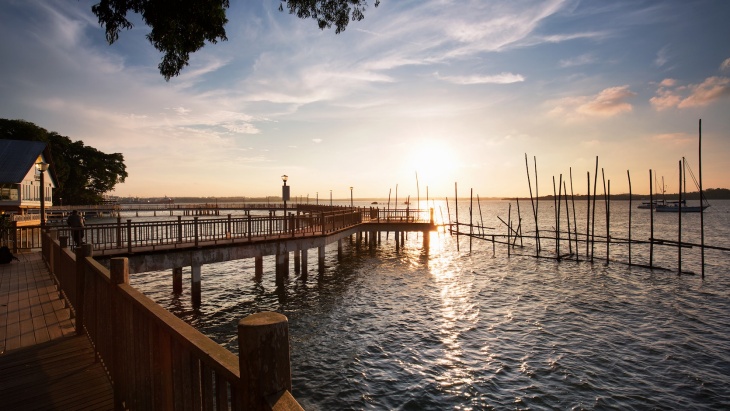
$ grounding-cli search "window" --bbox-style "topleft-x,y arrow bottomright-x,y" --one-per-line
0,184 -> 19,201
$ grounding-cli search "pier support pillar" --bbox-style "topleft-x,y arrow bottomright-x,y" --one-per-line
395,231 -> 400,250
337,239 -> 343,261
172,267 -> 183,294
318,246 -> 326,273
191,265 -> 202,308
254,255 -> 263,282
356,231 -> 362,250
276,250 -> 289,286
301,248 -> 308,278
401,231 -> 405,246
423,231 -> 430,255
294,247 -> 301,274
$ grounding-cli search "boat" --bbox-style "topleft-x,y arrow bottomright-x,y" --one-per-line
655,199 -> 709,213
371,201 -> 378,205
637,199 -> 665,209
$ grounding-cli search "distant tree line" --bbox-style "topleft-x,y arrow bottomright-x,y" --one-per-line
0,119 -> 128,205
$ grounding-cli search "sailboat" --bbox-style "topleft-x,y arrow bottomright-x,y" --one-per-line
655,157 -> 709,213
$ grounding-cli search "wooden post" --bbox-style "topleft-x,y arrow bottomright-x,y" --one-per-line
294,247 -> 301,274
191,264 -> 201,307
318,246 -> 325,273
238,312 -> 293,411
627,170 -> 632,266
127,219 -> 133,253
194,217 -> 199,247
255,255 -> 263,281
172,267 -> 183,294
301,248 -> 308,276
110,257 -> 129,411
699,119 -> 705,279
116,216 -> 122,247
75,244 -> 93,335
678,160 -> 682,275
649,170 -> 654,269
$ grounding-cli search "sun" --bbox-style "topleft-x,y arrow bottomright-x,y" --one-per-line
406,141 -> 457,192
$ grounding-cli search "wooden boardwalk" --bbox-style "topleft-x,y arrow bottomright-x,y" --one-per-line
0,251 -> 114,409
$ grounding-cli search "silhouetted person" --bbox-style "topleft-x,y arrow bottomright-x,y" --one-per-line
67,210 -> 85,247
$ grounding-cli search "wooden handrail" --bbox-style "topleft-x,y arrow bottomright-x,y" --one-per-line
43,233 -> 305,410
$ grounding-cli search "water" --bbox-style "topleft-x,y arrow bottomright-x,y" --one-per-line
124,200 -> 730,410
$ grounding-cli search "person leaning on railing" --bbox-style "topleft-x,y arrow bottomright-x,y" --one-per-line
67,210 -> 86,247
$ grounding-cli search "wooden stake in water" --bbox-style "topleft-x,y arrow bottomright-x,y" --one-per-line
455,182 -> 460,252
586,171 -> 590,261
650,169 -> 654,269
569,168 -> 578,262
627,170 -> 632,266
553,175 -> 559,259
525,154 -> 539,256
678,160 -> 682,275
591,157 -> 598,263
563,180 -> 572,258
469,188 -> 473,253
699,119 -> 705,279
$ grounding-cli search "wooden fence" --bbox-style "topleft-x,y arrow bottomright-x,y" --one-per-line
43,233 -> 305,410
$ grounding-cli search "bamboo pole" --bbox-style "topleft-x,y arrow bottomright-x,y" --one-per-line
516,197 -> 524,248
678,160 -> 682,275
650,170 -> 654,269
455,183 -> 459,252
508,203 -> 511,257
477,195 -> 485,238
569,168 -> 578,262
469,188 -> 473,253
699,119 -> 705,279
591,157 -> 598,263
586,171 -> 590,261
534,156 -> 540,253
553,176 -> 559,259
627,170 -> 632,266
525,154 -> 539,256
563,180 -> 572,258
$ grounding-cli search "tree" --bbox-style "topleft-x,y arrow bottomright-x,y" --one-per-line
91,0 -> 379,81
0,119 -> 128,205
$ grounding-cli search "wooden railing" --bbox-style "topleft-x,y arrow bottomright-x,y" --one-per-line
44,234 -> 304,411
10,207 -> 433,252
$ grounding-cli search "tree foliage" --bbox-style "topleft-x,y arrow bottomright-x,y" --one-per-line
0,119 -> 128,205
91,0 -> 379,80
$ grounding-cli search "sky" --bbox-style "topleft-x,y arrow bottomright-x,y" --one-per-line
1,0 -> 729,200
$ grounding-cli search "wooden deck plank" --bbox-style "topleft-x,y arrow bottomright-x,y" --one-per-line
0,252 -> 114,410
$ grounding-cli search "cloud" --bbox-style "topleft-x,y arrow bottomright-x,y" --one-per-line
721,58 -> 730,72
549,86 -> 635,119
655,45 -> 670,67
436,72 -> 525,85
312,139 -> 322,143
559,53 -> 596,68
651,76 -> 730,110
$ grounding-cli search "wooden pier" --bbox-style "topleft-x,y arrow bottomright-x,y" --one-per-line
0,205 -> 434,409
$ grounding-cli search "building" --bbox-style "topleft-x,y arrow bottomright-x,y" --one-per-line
0,139 -> 57,217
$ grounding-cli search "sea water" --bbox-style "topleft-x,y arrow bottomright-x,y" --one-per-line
125,200 -> 730,410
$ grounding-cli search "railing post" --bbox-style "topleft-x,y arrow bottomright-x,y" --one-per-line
126,220 -> 132,253
177,216 -> 183,243
238,312 -> 293,411
194,217 -> 199,247
110,257 -> 129,411
75,244 -> 93,336
247,215 -> 252,241
11,221 -> 18,254
116,216 -> 122,247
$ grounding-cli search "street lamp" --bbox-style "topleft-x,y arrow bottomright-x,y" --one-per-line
330,190 -> 332,206
350,186 -> 353,208
36,161 -> 49,228
281,175 -> 289,230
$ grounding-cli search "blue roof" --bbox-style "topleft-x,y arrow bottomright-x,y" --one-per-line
0,139 -> 48,183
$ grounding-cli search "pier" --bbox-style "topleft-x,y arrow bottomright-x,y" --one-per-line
0,205 -> 435,409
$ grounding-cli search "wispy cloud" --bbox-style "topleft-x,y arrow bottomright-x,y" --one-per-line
720,58 -> 730,72
548,86 -> 636,119
651,76 -> 730,110
436,72 -> 525,85
655,45 -> 670,67
559,53 -> 596,68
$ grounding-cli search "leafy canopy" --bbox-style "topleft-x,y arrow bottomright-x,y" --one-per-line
92,0 -> 380,81
0,119 -> 128,205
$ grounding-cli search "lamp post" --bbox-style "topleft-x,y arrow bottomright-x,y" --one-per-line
350,186 -> 353,208
36,162 -> 49,228
316,192 -> 318,205
281,175 -> 289,230
330,190 -> 332,206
